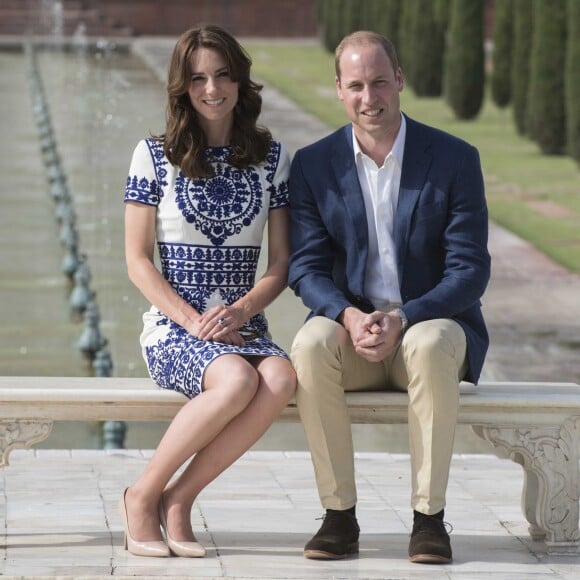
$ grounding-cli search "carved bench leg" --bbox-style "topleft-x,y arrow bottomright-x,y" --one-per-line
0,419 -> 54,468
472,418 -> 580,555
518,465 -> 546,541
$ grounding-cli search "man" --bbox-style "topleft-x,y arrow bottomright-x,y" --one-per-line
288,31 -> 490,564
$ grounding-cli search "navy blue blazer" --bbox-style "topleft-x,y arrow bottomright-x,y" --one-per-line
288,115 -> 491,384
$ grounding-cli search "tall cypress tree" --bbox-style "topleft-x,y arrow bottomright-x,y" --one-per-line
410,0 -> 445,96
316,0 -> 327,25
317,0 -> 335,52
434,0 -> 452,76
335,0 -> 350,46
398,0 -> 416,82
322,0 -> 347,52
342,0 -> 363,36
434,0 -> 452,31
358,0 -> 377,30
375,0 -> 401,49
528,0 -> 567,154
566,0 -> 580,164
491,0 -> 513,108
443,0 -> 486,120
511,0 -> 534,135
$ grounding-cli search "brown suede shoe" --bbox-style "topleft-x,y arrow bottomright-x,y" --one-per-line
408,512 -> 452,564
304,510 -> 360,560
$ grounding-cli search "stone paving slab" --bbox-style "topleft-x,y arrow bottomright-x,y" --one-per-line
1,450 -> 579,579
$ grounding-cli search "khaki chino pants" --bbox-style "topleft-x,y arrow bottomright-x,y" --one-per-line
291,316 -> 467,515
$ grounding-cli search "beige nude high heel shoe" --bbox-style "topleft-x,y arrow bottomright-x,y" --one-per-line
118,488 -> 170,557
159,497 -> 206,557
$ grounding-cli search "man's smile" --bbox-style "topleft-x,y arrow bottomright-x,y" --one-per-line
361,108 -> 383,117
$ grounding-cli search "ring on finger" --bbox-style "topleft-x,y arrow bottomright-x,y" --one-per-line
217,317 -> 228,327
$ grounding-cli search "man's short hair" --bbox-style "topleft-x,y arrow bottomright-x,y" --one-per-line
335,31 -> 400,78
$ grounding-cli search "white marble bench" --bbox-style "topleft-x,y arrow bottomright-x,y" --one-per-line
1,376 -> 579,555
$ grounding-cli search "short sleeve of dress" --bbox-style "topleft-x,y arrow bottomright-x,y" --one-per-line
268,141 -> 290,210
124,139 -> 162,207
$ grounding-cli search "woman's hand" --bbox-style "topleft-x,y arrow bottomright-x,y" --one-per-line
194,305 -> 246,345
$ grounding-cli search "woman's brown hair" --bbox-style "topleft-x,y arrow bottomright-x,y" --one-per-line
162,24 -> 272,179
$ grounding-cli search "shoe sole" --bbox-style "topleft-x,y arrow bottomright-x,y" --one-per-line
304,542 -> 359,560
409,553 -> 452,564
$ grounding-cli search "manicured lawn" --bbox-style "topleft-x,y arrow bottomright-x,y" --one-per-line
246,41 -> 580,273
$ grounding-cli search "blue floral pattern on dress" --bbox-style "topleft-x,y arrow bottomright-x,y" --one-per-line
144,319 -> 282,398
160,244 -> 257,299
124,139 -> 168,206
125,174 -> 160,205
175,152 -> 262,245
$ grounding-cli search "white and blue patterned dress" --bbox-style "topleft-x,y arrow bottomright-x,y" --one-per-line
124,138 -> 291,398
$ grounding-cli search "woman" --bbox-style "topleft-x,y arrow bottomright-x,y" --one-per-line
120,24 -> 296,558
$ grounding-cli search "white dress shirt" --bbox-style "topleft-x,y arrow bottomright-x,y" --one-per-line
353,114 -> 406,308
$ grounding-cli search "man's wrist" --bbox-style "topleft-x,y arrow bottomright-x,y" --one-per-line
339,306 -> 357,330
394,307 -> 409,335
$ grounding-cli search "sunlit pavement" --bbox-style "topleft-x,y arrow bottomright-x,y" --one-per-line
2,449 -> 579,579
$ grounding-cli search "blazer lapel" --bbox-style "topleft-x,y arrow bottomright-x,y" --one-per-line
331,127 -> 369,256
395,116 -> 432,281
